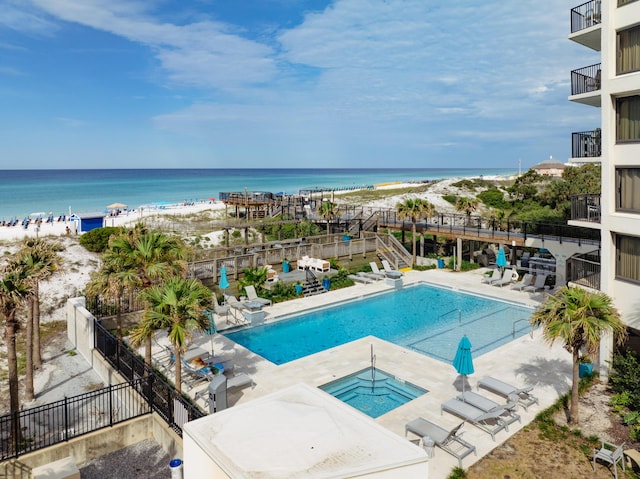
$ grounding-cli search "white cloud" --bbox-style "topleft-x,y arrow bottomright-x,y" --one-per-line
0,66 -> 27,76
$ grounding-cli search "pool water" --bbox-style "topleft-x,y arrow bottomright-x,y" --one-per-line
226,283 -> 533,365
320,368 -> 428,418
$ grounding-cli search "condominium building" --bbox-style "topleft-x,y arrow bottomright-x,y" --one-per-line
568,0 -> 640,354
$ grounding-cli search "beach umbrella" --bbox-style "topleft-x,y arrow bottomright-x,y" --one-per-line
204,309 -> 217,356
496,246 -> 507,270
453,335 -> 474,393
106,202 -> 127,209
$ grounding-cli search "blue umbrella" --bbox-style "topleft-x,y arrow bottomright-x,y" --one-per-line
453,335 -> 474,392
219,265 -> 230,291
496,247 -> 507,269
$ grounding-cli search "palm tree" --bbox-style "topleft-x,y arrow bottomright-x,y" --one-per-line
530,286 -> 627,424
133,277 -> 211,393
0,262 -> 30,444
16,239 -> 61,370
455,197 -> 479,226
108,227 -> 188,365
317,201 -> 338,235
396,198 -> 433,266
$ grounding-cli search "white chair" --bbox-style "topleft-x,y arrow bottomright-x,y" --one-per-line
593,440 -> 625,479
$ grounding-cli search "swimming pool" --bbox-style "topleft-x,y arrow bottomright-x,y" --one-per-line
226,283 -> 534,365
319,368 -> 428,418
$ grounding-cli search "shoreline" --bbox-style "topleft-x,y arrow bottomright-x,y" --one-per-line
0,174 -> 515,243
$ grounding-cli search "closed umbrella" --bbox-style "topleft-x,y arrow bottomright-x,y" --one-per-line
204,309 -> 217,356
496,247 -> 507,270
453,335 -> 474,393
219,264 -> 230,295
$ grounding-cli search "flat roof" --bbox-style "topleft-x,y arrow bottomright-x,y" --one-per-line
183,383 -> 428,478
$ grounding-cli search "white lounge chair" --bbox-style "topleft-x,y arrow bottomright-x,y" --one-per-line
511,273 -> 534,291
244,285 -> 272,307
523,274 -> 548,293
381,259 -> 403,277
492,268 -> 519,287
405,418 -> 476,467
441,398 -> 509,441
366,264 -> 386,280
348,274 -> 373,284
481,269 -> 500,284
477,376 -> 539,411
456,391 -> 521,428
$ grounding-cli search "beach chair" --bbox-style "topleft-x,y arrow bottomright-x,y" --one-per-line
405,418 -> 476,467
244,285 -> 272,307
181,358 -> 214,390
477,376 -> 539,411
359,271 -> 383,281
523,274 -> 548,293
481,269 -> 500,284
224,295 -> 250,324
227,373 -> 254,390
348,274 -> 373,284
510,273 -> 534,291
441,398 -> 509,440
456,391 -> 521,428
213,296 -> 230,322
381,259 -> 403,277
366,263 -> 386,280
492,268 -> 519,287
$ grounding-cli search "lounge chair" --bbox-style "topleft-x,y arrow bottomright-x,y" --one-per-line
212,296 -> 230,322
405,418 -> 476,467
481,269 -> 500,284
456,391 -> 521,428
181,358 -> 214,390
523,274 -> 548,293
348,274 -> 373,284
441,398 -> 509,440
366,264 -> 386,280
477,376 -> 539,411
224,295 -> 250,325
227,372 -> 254,390
510,273 -> 534,291
488,269 -> 507,285
381,260 -> 403,277
244,285 -> 272,307
492,268 -> 519,287
593,440 -> 625,479
359,271 -> 383,281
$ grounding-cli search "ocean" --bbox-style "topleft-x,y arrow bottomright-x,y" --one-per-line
0,168 -> 517,219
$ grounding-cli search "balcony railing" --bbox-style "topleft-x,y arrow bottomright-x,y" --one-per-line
571,63 -> 601,96
570,194 -> 601,223
571,1 -> 602,33
572,129 -> 601,158
567,249 -> 600,290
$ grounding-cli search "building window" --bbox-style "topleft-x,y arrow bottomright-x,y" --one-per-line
617,96 -> 640,142
619,0 -> 639,6
618,26 -> 640,74
617,168 -> 640,212
617,235 -> 640,283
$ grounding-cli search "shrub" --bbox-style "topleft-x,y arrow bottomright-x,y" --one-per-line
609,350 -> 640,410
79,227 -> 122,252
442,194 -> 458,204
447,467 -> 467,479
477,188 -> 509,209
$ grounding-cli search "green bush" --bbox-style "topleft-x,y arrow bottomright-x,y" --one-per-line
442,194 -> 458,204
477,188 -> 509,209
446,467 -> 467,479
609,350 -> 640,410
79,227 -> 122,252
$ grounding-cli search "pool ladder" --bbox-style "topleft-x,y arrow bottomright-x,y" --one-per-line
439,308 -> 462,324
512,318 -> 535,338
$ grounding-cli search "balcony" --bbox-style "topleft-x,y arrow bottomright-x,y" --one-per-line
567,249 -> 600,291
570,194 -> 601,223
570,129 -> 601,162
570,1 -> 602,51
570,63 -> 601,107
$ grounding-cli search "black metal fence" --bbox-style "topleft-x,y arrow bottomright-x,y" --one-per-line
0,379 -> 151,461
571,63 -> 601,96
567,249 -> 601,290
570,194 -> 601,223
570,0 -> 601,33
94,320 -> 205,435
572,129 -> 601,159
86,292 -> 146,318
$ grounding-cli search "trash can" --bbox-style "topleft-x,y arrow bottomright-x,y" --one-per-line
169,459 -> 183,479
295,284 -> 303,295
342,234 -> 351,241
579,362 -> 593,378
322,278 -> 331,291
437,258 -> 445,269
282,260 -> 290,273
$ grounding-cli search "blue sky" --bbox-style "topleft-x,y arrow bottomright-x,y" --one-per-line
0,1 -> 598,169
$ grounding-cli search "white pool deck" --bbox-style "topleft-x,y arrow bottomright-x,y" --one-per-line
172,268 -> 571,478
